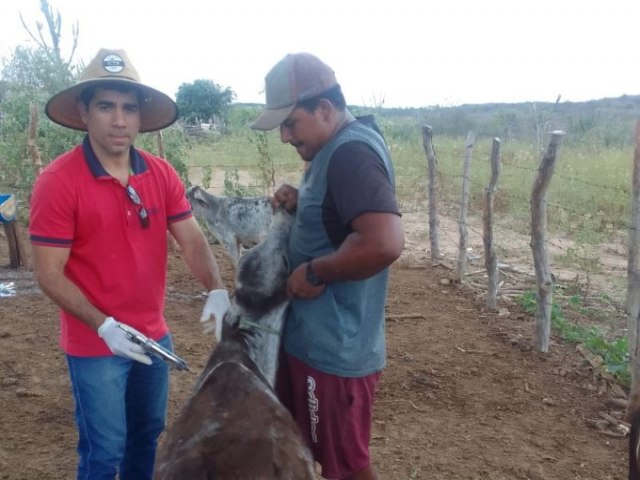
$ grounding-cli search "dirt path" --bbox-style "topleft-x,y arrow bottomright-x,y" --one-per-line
0,240 -> 628,479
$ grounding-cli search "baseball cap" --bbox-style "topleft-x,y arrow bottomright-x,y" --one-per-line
250,52 -> 338,131
45,48 -> 178,133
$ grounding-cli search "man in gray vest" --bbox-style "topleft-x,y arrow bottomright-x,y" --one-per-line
251,52 -> 404,480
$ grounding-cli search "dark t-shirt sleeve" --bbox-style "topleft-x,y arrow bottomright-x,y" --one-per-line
324,141 -> 400,247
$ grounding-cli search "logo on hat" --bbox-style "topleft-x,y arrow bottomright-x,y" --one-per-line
102,54 -> 125,73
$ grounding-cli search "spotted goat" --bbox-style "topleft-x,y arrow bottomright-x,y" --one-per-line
186,186 -> 274,269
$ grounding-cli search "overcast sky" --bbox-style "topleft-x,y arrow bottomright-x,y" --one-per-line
0,0 -> 638,108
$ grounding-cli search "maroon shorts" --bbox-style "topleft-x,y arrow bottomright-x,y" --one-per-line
276,352 -> 381,480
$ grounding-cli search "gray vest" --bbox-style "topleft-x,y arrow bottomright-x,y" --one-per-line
284,120 -> 395,376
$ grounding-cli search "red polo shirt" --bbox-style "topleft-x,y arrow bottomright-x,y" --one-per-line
29,136 -> 192,356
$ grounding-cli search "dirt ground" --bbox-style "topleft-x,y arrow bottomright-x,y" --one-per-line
0,217 -> 630,480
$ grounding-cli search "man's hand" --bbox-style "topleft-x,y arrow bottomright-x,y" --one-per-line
271,184 -> 298,213
98,317 -> 152,365
287,262 -> 326,299
200,289 -> 231,341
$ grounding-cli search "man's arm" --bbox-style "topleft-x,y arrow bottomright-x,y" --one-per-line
168,216 -> 225,292
32,244 -> 155,364
170,216 -> 229,339
32,244 -> 107,331
286,212 -> 404,298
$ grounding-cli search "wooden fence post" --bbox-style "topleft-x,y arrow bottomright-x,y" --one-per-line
154,130 -> 179,252
421,125 -> 440,263
530,130 -> 565,352
156,131 -> 165,159
456,131 -> 475,281
3,222 -> 20,268
28,104 -> 44,178
483,138 -> 502,310
4,221 -> 30,269
627,120 -> 640,419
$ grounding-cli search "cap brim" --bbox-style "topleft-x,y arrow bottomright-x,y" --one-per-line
250,104 -> 296,131
45,79 -> 178,133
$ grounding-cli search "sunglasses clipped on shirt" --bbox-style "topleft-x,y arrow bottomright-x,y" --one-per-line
125,184 -> 150,229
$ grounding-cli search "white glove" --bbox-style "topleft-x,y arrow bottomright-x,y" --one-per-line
200,289 -> 231,342
98,317 -> 152,365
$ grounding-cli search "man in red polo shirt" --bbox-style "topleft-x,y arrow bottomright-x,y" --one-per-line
29,48 -> 230,480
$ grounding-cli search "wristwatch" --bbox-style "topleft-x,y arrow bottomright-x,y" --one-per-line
305,260 -> 325,286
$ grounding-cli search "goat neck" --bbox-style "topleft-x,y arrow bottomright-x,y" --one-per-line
218,303 -> 288,388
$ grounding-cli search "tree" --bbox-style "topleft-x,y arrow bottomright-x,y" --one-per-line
175,79 -> 235,126
2,45 -> 74,96
2,0 -> 79,96
0,1 -> 82,190
20,0 -> 79,65
13,0 -> 80,92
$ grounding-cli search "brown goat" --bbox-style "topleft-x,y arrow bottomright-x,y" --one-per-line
154,209 -> 315,479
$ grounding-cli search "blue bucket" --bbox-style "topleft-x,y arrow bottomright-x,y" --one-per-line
0,194 -> 17,223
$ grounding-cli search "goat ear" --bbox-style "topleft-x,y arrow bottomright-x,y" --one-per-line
194,187 -> 205,201
220,309 -> 240,339
216,306 -> 236,342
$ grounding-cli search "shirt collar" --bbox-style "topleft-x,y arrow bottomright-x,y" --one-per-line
82,135 -> 149,179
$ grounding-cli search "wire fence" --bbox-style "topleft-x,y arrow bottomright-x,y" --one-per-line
179,129 -> 632,314
420,134 -> 630,317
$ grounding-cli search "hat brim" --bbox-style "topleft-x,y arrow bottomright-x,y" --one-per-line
45,78 -> 178,133
250,104 -> 296,131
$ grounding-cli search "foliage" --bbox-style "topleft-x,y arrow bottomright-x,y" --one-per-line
175,79 -> 235,126
0,60 -> 81,191
136,127 -> 192,187
198,165 -> 213,190
19,0 -> 80,71
361,94 -> 640,150
248,131 -> 275,194
516,290 -> 630,385
584,335 -> 629,384
0,0 -> 82,194
2,45 -> 75,95
223,169 -> 256,197
226,104 -> 261,131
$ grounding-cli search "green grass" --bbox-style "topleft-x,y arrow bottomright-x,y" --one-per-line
517,290 -> 630,386
384,132 -> 632,236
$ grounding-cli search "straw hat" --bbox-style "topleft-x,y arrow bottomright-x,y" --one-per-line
45,48 -> 178,133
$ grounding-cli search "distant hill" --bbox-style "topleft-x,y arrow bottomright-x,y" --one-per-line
232,95 -> 640,147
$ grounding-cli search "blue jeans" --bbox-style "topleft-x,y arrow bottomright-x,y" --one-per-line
66,335 -> 172,480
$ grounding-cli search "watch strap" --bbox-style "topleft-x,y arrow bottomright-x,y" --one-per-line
306,260 -> 325,286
